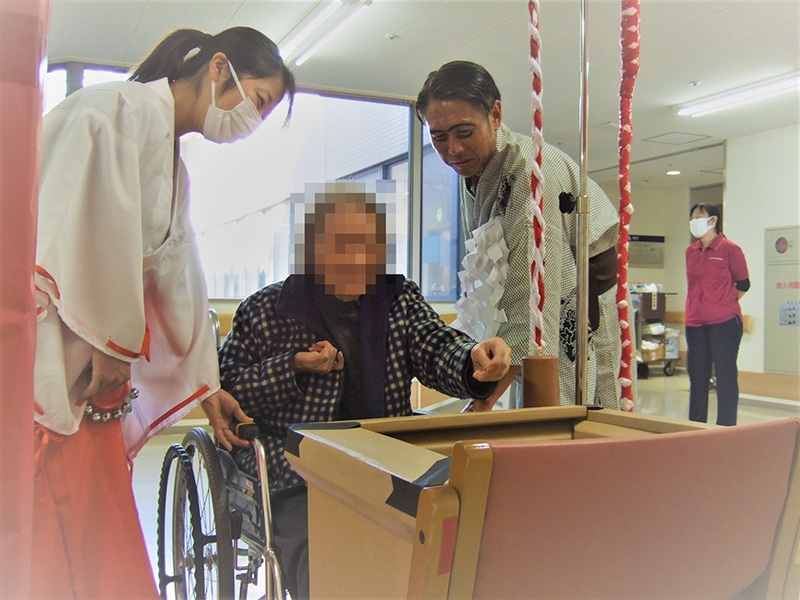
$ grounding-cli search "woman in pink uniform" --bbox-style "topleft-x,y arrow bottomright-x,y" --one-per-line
32,27 -> 294,599
685,203 -> 749,426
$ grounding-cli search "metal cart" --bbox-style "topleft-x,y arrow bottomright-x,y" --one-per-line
633,291 -> 678,378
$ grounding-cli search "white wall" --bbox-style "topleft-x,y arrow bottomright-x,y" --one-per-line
725,124 -> 800,373
599,183 -> 690,314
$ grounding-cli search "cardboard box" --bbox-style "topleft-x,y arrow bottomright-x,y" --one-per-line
641,344 -> 666,363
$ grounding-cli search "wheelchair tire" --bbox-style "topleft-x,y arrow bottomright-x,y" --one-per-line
181,427 -> 236,600
158,442 -> 205,599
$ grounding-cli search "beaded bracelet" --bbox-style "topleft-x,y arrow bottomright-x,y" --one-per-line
84,388 -> 138,423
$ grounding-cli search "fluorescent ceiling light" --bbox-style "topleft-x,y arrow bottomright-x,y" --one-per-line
677,72 -> 800,117
666,170 -> 681,176
295,1 -> 371,66
279,0 -> 342,58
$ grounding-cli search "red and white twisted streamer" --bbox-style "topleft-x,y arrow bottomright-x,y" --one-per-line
529,0 -> 546,352
616,0 -> 640,411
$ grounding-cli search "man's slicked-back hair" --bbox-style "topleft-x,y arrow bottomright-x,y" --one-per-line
415,61 -> 501,123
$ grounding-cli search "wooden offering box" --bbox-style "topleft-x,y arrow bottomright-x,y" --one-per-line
285,407 -> 800,600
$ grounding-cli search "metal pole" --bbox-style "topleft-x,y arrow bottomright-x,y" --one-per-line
253,439 -> 283,600
575,0 -> 590,406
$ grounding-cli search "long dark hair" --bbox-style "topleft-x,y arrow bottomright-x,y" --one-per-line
690,202 -> 722,233
129,27 -> 295,120
415,61 -> 501,122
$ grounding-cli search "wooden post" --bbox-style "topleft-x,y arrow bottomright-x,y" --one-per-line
521,355 -> 560,407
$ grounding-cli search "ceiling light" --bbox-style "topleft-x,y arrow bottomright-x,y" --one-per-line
279,0 -> 372,66
294,1 -> 371,66
677,72 -> 800,117
279,0 -> 343,58
666,170 -> 681,176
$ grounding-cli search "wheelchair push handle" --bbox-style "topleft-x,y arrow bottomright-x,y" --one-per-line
234,422 -> 260,441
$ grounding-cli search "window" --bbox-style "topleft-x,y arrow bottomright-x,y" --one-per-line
420,130 -> 462,301
81,67 -> 129,87
184,91 -> 412,298
43,64 -> 129,115
43,68 -> 66,114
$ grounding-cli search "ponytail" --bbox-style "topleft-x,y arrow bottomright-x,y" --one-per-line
130,27 -> 295,121
129,29 -> 211,85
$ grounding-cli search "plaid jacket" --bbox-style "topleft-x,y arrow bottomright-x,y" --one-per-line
219,275 -> 495,492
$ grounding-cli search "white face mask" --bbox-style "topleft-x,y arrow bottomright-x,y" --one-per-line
202,61 -> 263,144
689,216 -> 714,238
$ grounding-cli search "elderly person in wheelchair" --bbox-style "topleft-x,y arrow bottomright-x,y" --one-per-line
217,182 -> 511,599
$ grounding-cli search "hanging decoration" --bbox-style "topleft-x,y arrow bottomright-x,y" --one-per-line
616,0 -> 640,412
529,0 -> 546,352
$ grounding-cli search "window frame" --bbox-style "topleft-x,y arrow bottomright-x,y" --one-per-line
48,60 -> 129,97
44,66 -> 468,303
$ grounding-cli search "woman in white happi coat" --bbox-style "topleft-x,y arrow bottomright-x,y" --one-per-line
32,27 -> 294,599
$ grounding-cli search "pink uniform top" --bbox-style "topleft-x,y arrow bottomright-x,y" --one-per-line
685,233 -> 749,327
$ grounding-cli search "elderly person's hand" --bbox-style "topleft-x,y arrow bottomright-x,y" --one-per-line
201,389 -> 253,451
470,337 -> 511,382
293,340 -> 345,375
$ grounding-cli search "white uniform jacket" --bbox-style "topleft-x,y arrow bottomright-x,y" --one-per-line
34,78 -> 219,457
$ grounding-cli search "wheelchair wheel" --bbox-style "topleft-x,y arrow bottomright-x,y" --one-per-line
157,442 -> 203,599
179,427 -> 236,599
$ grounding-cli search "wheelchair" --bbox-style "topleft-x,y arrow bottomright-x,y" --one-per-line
156,422 -> 282,600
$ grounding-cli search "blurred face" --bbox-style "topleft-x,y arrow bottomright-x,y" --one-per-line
422,99 -> 502,178
215,73 -> 285,120
314,203 -> 385,297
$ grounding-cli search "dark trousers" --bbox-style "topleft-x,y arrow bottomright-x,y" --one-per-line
685,316 -> 743,426
271,486 -> 309,600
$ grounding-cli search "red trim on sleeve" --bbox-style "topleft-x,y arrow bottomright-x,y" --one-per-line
149,384 -> 211,430
106,339 -> 141,359
141,325 -> 151,362
33,402 -> 44,415
106,325 -> 150,361
34,265 -> 60,299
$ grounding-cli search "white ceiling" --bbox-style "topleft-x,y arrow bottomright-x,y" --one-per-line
48,0 -> 800,190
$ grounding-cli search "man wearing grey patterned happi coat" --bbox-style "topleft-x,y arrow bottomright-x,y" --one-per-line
416,60 -> 638,410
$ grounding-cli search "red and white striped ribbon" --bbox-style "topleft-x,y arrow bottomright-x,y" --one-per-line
616,0 -> 640,411
529,0 -> 546,352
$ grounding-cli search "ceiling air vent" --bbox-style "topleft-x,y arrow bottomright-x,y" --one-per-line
643,132 -> 712,145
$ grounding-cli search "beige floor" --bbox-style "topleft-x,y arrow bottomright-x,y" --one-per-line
132,369 -> 800,594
